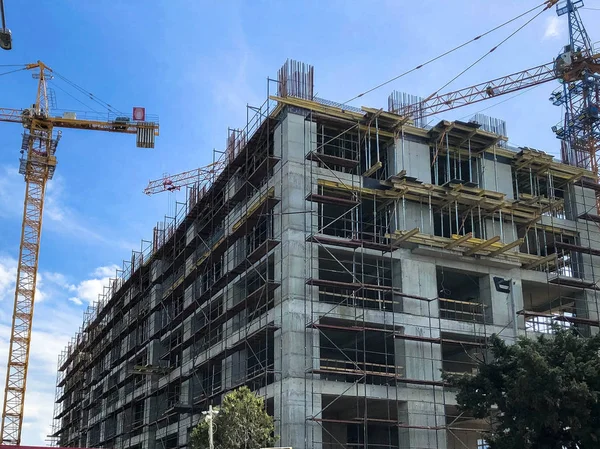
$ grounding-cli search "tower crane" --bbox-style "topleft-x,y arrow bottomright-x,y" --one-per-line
147,0 -> 598,200
0,61 -> 159,446
550,0 -> 600,175
399,0 -> 600,181
143,161 -> 224,196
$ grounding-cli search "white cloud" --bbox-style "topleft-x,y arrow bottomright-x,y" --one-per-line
0,261 -> 120,445
93,264 -> 119,278
67,264 -> 119,305
543,16 -> 564,41
0,303 -> 83,445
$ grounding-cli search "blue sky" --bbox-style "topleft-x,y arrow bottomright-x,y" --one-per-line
0,0 -> 599,445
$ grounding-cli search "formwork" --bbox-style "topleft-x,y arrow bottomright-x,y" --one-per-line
51,60 -> 600,449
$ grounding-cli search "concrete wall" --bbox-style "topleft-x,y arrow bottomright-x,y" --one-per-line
393,135 -> 431,183
480,156 -> 514,199
394,200 -> 435,235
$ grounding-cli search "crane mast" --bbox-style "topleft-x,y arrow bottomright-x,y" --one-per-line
1,62 -> 56,446
550,0 -> 600,177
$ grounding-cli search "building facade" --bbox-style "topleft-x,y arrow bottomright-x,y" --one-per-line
52,61 -> 600,449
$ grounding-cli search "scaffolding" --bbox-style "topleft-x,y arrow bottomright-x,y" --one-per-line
52,74 -> 284,449
286,81 -> 600,448
52,60 -> 600,449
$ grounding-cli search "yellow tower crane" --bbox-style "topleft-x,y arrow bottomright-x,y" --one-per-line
0,61 -> 159,445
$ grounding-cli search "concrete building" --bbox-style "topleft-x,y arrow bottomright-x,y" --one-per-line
52,60 -> 600,449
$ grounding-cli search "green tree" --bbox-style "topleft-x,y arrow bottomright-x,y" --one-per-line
190,386 -> 276,449
444,329 -> 600,449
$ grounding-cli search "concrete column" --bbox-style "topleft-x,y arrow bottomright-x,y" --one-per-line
480,274 -> 522,335
480,156 -> 514,198
151,260 -> 164,283
272,110 -> 321,449
277,110 -> 315,163
398,401 -> 447,449
396,257 -> 446,449
143,397 -> 157,449
149,283 -> 163,310
394,200 -> 434,235
484,217 -> 518,244
397,257 -> 442,383
399,256 -> 438,316
274,377 -> 322,449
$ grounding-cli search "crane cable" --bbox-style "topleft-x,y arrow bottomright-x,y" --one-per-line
456,84 -> 542,121
51,69 -> 125,115
344,0 -> 554,104
0,67 -> 26,77
48,80 -> 102,114
428,2 -> 554,101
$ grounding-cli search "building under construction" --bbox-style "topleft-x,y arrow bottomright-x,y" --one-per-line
52,60 -> 600,449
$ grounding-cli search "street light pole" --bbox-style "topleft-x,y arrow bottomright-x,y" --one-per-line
203,405 -> 219,449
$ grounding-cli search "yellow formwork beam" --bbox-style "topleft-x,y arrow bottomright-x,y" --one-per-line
363,161 -> 383,177
463,236 -> 502,256
317,178 -> 556,223
488,238 -> 524,257
524,253 -> 557,270
445,233 -> 473,250
391,228 -> 420,245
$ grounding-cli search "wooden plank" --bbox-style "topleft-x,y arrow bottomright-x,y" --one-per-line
463,236 -> 501,256
445,233 -> 472,250
524,253 -> 556,270
363,161 -> 383,177
391,228 -> 420,245
306,193 -> 359,207
307,151 -> 359,169
269,95 -> 397,138
487,238 -> 524,257
439,297 -> 485,307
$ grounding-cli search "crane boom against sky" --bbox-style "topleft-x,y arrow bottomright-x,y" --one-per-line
144,161 -> 224,196
0,61 -> 159,446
